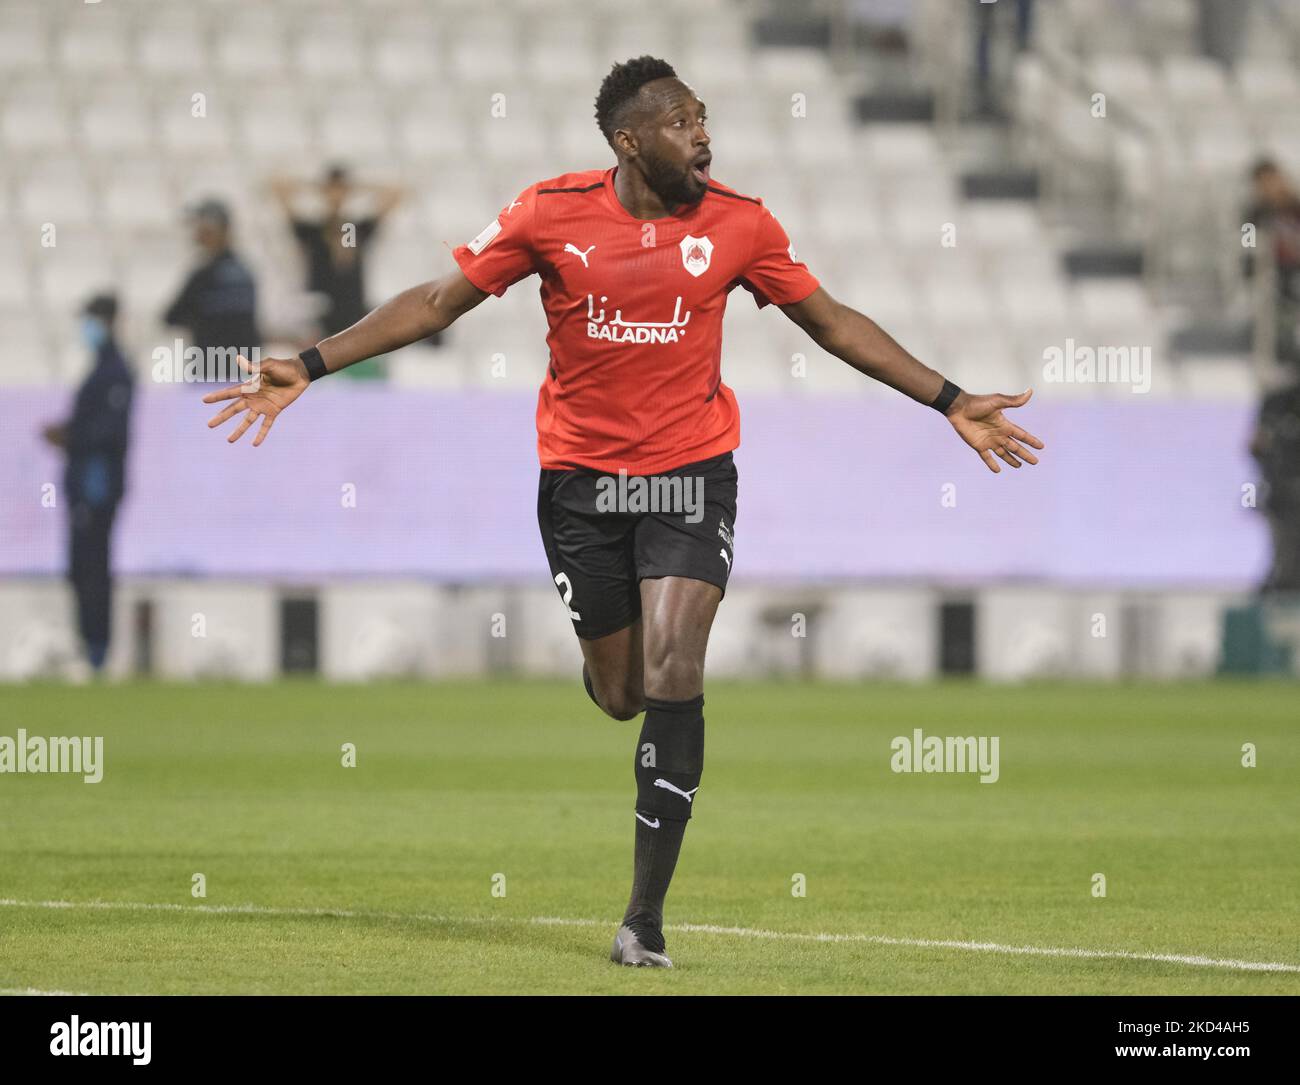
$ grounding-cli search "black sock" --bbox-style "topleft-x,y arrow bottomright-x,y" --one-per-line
622,694 -> 704,951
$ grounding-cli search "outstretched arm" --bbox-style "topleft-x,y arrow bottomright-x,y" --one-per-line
367,182 -> 406,219
267,176 -> 303,216
202,267 -> 488,446
315,268 -> 486,371
780,286 -> 1044,473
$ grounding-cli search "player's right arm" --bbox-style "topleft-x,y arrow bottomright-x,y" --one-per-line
204,181 -> 540,447
316,268 -> 489,370
202,268 -> 488,446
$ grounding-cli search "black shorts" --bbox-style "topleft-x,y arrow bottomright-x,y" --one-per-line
537,451 -> 738,640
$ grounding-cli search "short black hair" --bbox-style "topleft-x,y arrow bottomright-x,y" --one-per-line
82,293 -> 118,324
1252,156 -> 1280,180
594,56 -> 678,146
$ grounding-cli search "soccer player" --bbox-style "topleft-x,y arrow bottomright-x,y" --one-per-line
203,56 -> 1044,968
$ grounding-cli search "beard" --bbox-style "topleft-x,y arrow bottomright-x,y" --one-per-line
641,150 -> 706,209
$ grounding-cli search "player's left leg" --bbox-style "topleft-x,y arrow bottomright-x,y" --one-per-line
611,451 -> 737,967
610,575 -> 720,966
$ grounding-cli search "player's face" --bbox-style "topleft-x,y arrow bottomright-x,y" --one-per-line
1256,168 -> 1290,208
193,219 -> 225,251
637,81 -> 711,207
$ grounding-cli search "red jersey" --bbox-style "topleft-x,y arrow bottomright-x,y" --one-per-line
451,166 -> 820,474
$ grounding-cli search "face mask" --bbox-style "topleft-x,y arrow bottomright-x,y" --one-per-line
81,316 -> 108,351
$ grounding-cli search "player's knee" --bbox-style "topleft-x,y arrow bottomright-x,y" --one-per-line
599,682 -> 645,720
644,652 -> 704,701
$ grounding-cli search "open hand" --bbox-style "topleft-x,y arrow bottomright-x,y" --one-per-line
202,355 -> 309,446
946,388 -> 1044,473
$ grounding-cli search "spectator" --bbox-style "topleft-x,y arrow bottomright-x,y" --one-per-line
41,294 -> 134,675
1197,0 -> 1251,69
163,198 -> 261,382
270,166 -> 405,339
1243,158 -> 1300,365
973,0 -> 1034,119
1249,379 -> 1300,595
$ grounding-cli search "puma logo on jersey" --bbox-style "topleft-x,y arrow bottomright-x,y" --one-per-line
653,779 -> 699,803
564,243 -> 595,267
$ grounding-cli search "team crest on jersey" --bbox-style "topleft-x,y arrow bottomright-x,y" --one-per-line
679,234 -> 713,277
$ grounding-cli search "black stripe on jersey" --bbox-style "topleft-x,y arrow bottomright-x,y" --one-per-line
706,186 -> 760,204
538,182 -> 604,195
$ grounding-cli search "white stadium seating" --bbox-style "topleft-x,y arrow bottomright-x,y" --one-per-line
0,0 -> 1270,400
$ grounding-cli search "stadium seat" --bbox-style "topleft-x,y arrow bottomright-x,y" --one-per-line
1188,124 -> 1259,179
604,19 -> 679,63
386,344 -> 472,389
77,91 -> 155,155
102,165 -> 177,232
1091,55 -> 1160,104
35,228 -> 116,311
448,18 -> 521,85
0,312 -> 56,385
1161,56 -> 1232,112
293,29 -> 366,82
371,29 -> 445,88
963,202 -> 1048,254
995,270 -> 1073,328
0,251 -> 33,312
2,94 -> 73,154
936,324 -> 1025,394
17,159 -> 97,228
860,125 -> 946,177
0,18 -> 49,76
215,24 -> 285,77
1233,60 -> 1300,110
809,199 -> 887,248
137,24 -> 210,77
57,24 -> 133,76
318,100 -> 395,161
238,101 -> 317,158
120,234 -> 193,314
158,103 -> 234,157
1176,356 -> 1258,401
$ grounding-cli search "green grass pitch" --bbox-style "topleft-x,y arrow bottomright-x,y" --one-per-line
1,679 -> 1296,995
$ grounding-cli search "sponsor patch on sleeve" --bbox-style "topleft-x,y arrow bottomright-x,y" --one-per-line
467,219 -> 502,255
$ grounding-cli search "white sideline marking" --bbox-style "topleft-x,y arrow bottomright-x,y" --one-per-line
2,898 -> 1297,975
0,987 -> 90,996
539,918 -> 1300,974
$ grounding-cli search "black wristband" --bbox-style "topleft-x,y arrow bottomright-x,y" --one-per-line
930,378 -> 961,414
299,346 -> 328,381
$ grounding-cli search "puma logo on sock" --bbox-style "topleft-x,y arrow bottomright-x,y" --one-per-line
653,779 -> 699,803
